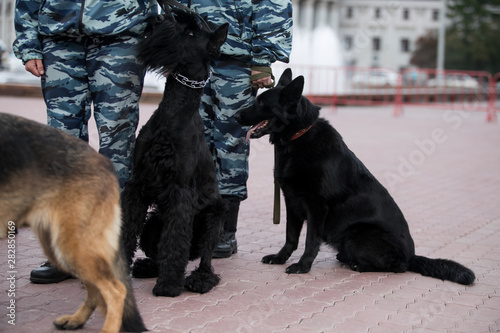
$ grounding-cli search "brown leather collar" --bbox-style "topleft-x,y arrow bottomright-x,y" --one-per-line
290,125 -> 312,141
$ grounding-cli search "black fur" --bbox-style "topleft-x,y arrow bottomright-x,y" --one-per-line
235,68 -> 475,285
121,10 -> 229,297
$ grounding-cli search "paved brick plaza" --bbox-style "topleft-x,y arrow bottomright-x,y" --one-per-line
0,96 -> 499,332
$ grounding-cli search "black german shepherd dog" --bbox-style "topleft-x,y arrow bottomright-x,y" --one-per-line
121,9 -> 229,297
236,69 -> 475,285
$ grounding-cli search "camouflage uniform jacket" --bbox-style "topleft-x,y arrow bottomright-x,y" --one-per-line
13,0 -> 157,64
182,0 -> 293,66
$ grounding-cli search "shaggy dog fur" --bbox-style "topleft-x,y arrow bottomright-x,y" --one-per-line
235,69 -> 475,285
0,113 -> 146,332
121,9 -> 229,297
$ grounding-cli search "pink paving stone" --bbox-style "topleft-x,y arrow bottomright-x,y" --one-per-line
451,292 -> 488,307
1,98 -> 500,332
405,300 -> 447,319
369,322 -> 414,333
263,308 -> 311,328
354,306 -> 395,324
419,315 -> 460,331
165,312 -> 214,331
194,300 -> 244,319
284,298 -> 332,316
274,326 -> 317,333
469,305 -> 500,323
450,319 -> 496,333
153,297 -> 214,315
190,316 -> 241,333
385,309 -> 428,328
439,302 -> 476,319
291,313 -> 340,331
329,317 -> 376,332
309,288 -> 347,304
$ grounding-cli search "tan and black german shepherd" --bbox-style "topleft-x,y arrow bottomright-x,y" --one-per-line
0,113 -> 146,333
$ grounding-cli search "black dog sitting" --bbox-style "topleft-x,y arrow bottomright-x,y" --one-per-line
121,9 -> 229,297
236,69 -> 475,285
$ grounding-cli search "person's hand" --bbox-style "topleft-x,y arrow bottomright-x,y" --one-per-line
251,70 -> 273,89
25,59 -> 44,77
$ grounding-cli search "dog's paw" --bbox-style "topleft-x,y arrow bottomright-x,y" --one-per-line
185,269 -> 220,294
53,315 -> 85,330
132,258 -> 159,278
152,282 -> 182,297
285,263 -> 311,274
336,251 -> 348,263
262,254 -> 287,265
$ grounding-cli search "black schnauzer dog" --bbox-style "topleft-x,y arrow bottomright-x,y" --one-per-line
121,9 -> 229,297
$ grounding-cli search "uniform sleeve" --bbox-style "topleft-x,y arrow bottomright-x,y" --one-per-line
13,0 -> 43,64
251,0 -> 293,67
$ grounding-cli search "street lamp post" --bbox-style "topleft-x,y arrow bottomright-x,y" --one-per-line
437,0 -> 447,71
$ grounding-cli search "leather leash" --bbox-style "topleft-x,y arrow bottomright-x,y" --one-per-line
273,146 -> 280,224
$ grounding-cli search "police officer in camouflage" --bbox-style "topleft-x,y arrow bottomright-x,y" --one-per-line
179,0 -> 293,257
13,0 -> 157,283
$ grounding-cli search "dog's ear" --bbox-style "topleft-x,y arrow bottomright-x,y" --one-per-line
209,23 -> 229,55
137,14 -> 181,73
277,68 -> 293,87
279,76 -> 304,106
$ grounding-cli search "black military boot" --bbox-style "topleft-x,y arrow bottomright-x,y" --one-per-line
213,196 -> 240,258
30,261 -> 73,284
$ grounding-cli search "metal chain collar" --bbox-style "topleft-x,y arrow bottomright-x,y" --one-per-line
172,71 -> 210,89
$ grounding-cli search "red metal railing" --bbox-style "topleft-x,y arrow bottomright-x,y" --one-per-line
272,64 -> 499,122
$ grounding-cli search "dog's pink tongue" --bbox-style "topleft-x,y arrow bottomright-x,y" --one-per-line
246,121 -> 265,143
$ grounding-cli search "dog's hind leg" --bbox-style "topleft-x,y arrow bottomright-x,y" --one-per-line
121,180 -> 150,265
51,239 -> 127,333
337,223 -> 409,273
93,277 -> 127,333
55,239 -> 127,332
185,199 -> 224,293
53,282 -> 100,330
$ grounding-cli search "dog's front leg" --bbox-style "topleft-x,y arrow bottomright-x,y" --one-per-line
153,189 -> 193,297
262,196 -> 304,265
286,202 -> 328,274
184,199 -> 224,294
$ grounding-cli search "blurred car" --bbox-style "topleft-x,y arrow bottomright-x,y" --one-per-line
427,74 -> 479,89
351,69 -> 399,88
402,68 -> 429,87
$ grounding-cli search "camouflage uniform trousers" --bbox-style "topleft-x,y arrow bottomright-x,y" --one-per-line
41,34 -> 144,189
200,59 -> 255,201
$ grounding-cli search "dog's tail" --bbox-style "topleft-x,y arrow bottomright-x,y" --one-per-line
409,255 -> 475,285
115,245 -> 148,332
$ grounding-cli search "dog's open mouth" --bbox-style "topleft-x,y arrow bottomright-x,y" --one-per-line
245,120 -> 270,142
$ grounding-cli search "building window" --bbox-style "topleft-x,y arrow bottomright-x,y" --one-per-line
432,9 -> 440,21
346,6 -> 353,19
374,8 -> 381,19
401,39 -> 410,53
344,36 -> 353,51
403,8 -> 410,20
372,37 -> 381,51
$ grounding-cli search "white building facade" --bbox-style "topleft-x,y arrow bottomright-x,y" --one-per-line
0,0 -> 15,52
291,0 -> 445,71
0,0 -> 444,71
